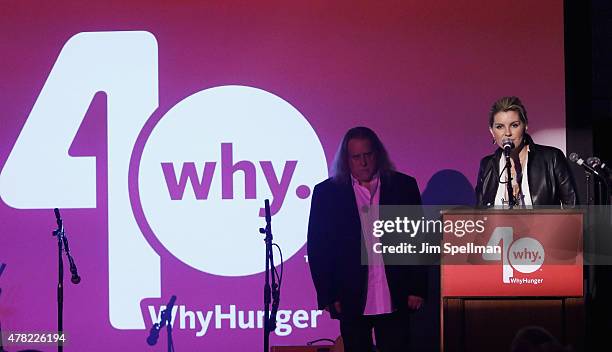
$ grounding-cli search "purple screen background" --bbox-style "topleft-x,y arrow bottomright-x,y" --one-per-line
0,1 -> 565,350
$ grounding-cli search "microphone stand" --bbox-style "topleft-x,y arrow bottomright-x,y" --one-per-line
52,209 -> 80,352
504,154 -> 516,208
146,295 -> 176,352
54,213 -> 66,352
259,199 -> 280,352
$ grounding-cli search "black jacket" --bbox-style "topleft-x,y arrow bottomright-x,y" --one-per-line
475,137 -> 578,207
307,171 -> 428,319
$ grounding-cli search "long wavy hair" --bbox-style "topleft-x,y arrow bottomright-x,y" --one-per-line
331,126 -> 395,183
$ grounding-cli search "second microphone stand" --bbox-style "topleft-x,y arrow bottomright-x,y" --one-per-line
259,199 -> 281,352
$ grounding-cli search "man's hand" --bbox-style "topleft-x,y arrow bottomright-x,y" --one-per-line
324,301 -> 342,314
407,295 -> 424,310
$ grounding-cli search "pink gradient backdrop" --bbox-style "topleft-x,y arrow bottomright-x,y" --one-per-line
0,1 -> 565,351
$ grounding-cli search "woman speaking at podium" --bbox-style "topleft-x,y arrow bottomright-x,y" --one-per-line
475,96 -> 578,207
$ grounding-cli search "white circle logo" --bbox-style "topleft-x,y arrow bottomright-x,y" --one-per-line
138,85 -> 327,276
508,237 -> 545,274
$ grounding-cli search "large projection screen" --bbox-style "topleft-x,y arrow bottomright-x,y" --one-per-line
0,1 -> 565,351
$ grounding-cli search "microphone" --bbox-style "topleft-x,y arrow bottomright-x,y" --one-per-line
587,156 -> 612,174
62,239 -> 81,284
147,295 -> 177,346
569,153 -> 602,177
146,323 -> 160,346
70,264 -> 81,284
502,138 -> 514,157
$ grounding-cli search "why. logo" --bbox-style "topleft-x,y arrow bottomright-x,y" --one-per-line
0,31 -> 327,328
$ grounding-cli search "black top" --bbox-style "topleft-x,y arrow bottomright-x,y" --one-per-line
475,136 -> 578,207
307,171 -> 428,318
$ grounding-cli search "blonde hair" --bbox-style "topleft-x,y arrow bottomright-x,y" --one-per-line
489,96 -> 528,127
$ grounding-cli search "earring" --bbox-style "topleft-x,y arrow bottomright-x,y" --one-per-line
492,138 -> 496,144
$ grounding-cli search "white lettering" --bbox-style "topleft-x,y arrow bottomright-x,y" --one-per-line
215,304 -> 236,329
148,305 -> 324,337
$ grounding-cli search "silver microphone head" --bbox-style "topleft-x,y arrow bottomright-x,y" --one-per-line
501,138 -> 514,156
501,138 -> 514,148
586,156 -> 602,168
568,152 -> 580,163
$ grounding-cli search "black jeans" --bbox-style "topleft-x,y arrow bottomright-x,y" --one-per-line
339,312 -> 410,352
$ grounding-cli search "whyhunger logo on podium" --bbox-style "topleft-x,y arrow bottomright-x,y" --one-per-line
441,210 -> 583,297
0,31 -> 327,329
482,227 -> 545,284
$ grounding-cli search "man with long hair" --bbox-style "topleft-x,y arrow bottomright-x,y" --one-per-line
307,127 -> 427,351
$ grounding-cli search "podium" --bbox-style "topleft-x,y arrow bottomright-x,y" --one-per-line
440,209 -> 584,352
